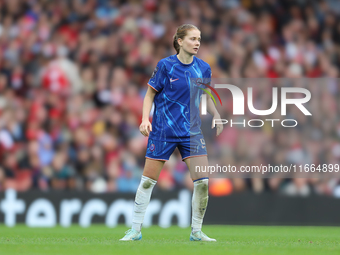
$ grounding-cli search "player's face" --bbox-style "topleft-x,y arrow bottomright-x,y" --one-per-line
179,29 -> 201,55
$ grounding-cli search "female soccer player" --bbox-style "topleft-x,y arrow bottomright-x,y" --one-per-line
120,24 -> 222,241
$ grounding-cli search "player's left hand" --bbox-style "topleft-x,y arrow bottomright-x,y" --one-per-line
212,114 -> 223,136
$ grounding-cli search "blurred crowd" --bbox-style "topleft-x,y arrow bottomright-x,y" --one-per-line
0,0 -> 340,196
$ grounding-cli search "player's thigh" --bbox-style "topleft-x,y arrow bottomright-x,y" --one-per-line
142,158 -> 165,181
183,156 -> 209,181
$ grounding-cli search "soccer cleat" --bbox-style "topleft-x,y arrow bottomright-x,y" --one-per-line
190,231 -> 216,242
119,229 -> 142,241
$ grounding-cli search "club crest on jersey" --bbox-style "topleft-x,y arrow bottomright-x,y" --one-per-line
151,66 -> 159,78
150,143 -> 155,152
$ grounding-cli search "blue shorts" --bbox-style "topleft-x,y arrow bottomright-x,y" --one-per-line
145,135 -> 207,161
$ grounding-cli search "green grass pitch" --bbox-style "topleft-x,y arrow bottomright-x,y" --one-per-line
0,225 -> 340,255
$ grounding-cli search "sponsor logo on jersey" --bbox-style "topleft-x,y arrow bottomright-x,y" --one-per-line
195,78 -> 222,107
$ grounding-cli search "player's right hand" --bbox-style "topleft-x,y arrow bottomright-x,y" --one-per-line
139,119 -> 152,137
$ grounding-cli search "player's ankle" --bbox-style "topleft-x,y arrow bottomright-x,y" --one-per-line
192,227 -> 201,233
132,223 -> 142,232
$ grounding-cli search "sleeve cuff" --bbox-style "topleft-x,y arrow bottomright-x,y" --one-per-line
148,83 -> 159,92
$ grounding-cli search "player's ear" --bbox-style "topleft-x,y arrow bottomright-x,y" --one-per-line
178,38 -> 182,47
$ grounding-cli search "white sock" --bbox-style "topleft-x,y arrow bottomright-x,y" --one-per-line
191,178 -> 209,233
132,175 -> 157,232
